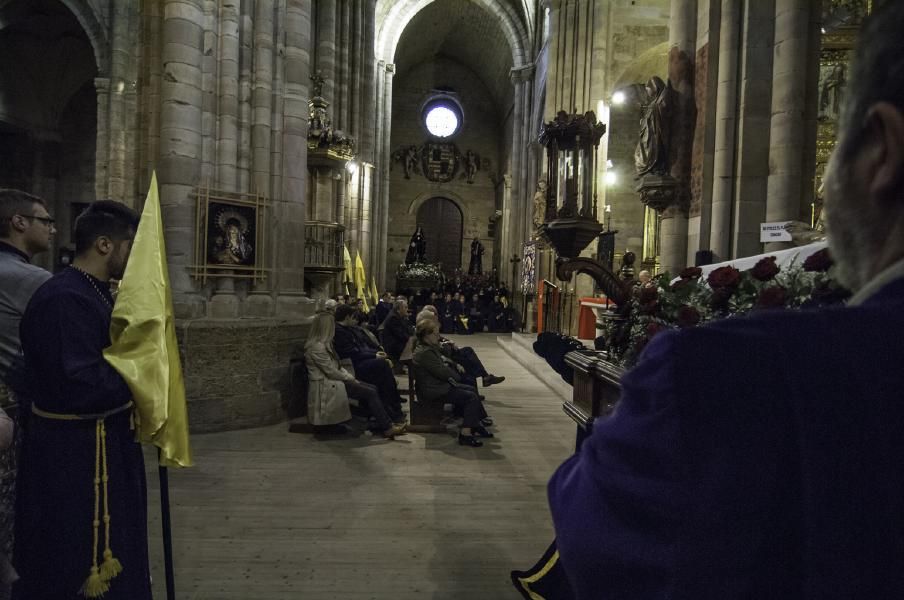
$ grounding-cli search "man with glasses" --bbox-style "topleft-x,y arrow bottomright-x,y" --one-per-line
0,188 -> 54,398
0,188 -> 54,590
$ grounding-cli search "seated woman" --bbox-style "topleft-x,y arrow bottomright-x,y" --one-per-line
418,306 -> 505,390
411,319 -> 494,447
440,293 -> 457,333
305,311 -> 406,439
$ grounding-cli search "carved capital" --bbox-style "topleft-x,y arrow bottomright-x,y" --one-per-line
635,174 -> 687,214
385,63 -> 396,74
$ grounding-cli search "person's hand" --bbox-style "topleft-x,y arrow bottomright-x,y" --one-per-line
376,351 -> 388,359
455,364 -> 465,374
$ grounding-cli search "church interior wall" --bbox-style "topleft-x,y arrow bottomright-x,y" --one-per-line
387,56 -> 505,282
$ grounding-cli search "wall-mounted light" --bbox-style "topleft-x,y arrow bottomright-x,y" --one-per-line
606,159 -> 614,168
611,90 -> 626,106
346,161 -> 358,175
605,171 -> 617,186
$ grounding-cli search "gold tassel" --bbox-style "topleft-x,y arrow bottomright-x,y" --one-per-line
100,549 -> 122,582
80,566 -> 110,598
81,420 -> 105,598
99,421 -> 122,583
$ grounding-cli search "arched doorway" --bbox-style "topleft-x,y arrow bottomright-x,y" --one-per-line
417,197 -> 462,273
0,0 -> 98,270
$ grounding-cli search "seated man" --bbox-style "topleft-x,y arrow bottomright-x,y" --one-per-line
417,306 -> 504,389
548,7 -> 904,597
334,304 -> 406,421
380,297 -> 413,364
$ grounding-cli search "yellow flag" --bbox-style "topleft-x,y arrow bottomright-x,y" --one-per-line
354,251 -> 369,312
104,172 -> 193,467
343,245 -> 353,283
370,276 -> 379,305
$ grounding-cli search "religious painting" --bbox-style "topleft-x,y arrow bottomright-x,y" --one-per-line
521,241 -> 537,294
206,202 -> 257,267
420,141 -> 460,183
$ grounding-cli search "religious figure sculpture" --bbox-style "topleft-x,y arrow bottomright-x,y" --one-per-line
634,76 -> 672,178
468,237 -> 484,274
465,150 -> 479,184
532,179 -> 547,236
405,226 -> 427,264
819,64 -> 846,121
402,145 -> 419,179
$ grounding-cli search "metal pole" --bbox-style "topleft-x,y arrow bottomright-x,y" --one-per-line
157,450 -> 176,600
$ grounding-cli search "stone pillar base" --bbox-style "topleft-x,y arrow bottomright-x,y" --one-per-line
209,293 -> 240,318
243,293 -> 275,318
276,293 -> 317,318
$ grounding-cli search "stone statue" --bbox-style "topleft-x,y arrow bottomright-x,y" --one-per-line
465,150 -> 479,184
468,237 -> 484,274
532,179 -> 547,236
819,64 -> 846,121
310,70 -> 325,98
634,76 -> 672,178
405,226 -> 427,264
403,145 -> 419,179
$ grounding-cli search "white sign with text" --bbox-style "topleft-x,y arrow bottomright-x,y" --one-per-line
760,222 -> 792,243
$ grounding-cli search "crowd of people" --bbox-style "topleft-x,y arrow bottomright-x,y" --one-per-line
308,294 -> 507,447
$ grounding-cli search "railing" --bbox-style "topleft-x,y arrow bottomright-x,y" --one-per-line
304,221 -> 345,271
539,280 -> 576,336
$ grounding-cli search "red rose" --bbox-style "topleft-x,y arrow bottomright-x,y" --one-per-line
638,286 -> 658,305
707,266 -> 741,289
710,287 -> 734,310
676,305 -> 701,328
671,278 -> 693,292
803,248 -> 833,272
750,256 -> 780,281
756,286 -> 787,309
679,266 -> 703,279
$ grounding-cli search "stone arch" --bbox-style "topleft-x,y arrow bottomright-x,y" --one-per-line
375,0 -> 528,68
406,189 -> 469,220
612,41 -> 670,91
58,0 -> 108,75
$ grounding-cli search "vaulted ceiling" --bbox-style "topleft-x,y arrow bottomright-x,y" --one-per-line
389,0 -> 526,112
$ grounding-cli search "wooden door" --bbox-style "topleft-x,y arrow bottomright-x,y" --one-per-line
416,197 -> 462,273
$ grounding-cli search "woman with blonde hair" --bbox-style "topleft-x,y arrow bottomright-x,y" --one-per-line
305,311 -> 406,439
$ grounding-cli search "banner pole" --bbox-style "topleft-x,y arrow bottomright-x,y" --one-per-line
157,449 -> 176,600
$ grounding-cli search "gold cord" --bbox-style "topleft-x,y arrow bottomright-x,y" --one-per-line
80,420 -> 108,598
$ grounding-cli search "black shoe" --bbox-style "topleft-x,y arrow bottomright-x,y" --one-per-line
458,433 -> 483,447
482,374 -> 505,387
473,426 -> 494,438
480,417 -> 494,427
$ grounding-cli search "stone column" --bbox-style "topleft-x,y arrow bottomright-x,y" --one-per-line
659,0 -> 697,274
216,0 -> 239,190
316,0 -> 337,104
377,63 -> 395,290
709,0 -> 741,261
94,77 -> 111,202
765,0 -> 818,251
159,0 -> 205,318
275,0 -> 312,316
251,0 -> 274,196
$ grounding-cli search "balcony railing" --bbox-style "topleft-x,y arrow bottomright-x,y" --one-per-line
304,221 -> 345,271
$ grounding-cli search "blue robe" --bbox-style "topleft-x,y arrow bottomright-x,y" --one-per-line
548,277 -> 904,599
14,268 -> 150,600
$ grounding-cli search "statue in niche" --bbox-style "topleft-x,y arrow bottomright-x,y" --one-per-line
310,70 -> 325,98
819,63 -> 846,121
468,237 -> 484,274
532,179 -> 547,236
634,76 -> 673,178
405,225 -> 427,264
464,150 -> 479,184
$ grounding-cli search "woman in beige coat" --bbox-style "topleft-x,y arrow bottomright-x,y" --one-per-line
305,312 -> 406,439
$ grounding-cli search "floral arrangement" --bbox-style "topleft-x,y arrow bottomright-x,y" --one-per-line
397,261 -> 444,282
602,248 -> 850,366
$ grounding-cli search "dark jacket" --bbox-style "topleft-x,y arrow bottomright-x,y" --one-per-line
380,309 -> 413,357
411,341 -> 460,402
334,323 -> 378,367
549,277 -> 904,599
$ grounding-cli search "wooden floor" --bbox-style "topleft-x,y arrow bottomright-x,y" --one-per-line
145,334 -> 576,599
